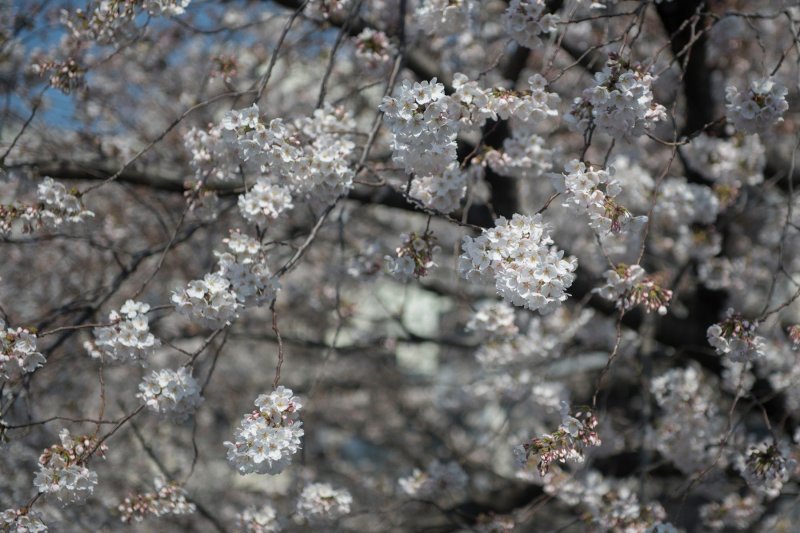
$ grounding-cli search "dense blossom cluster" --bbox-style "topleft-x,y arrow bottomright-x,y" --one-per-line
185,123 -> 239,183
117,477 -> 195,523
353,29 -> 395,68
384,231 -> 440,282
0,508 -> 48,532
381,74 -> 559,178
409,163 -> 471,213
7,177 -> 95,232
699,493 -> 764,531
398,460 -> 469,498
739,442 -> 794,498
486,133 -> 553,180
504,0 -> 559,49
684,133 -> 765,189
459,214 -> 577,313
565,56 -> 666,139
553,160 -> 634,234
465,301 -> 519,340
33,429 -> 106,504
85,300 -> 159,364
236,504 -> 281,532
61,0 -> 190,45
725,77 -> 788,134
137,367 -> 203,422
707,308 -> 766,362
238,180 -> 294,226
649,366 -> 726,473
294,483 -> 352,524
0,320 -> 45,383
224,387 -> 304,475
595,264 -> 673,315
172,231 -> 279,327
220,104 -> 357,208
515,405 -> 601,476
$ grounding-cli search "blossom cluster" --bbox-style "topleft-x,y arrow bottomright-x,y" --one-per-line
85,300 -> 159,365
237,504 -> 280,532
553,160 -> 634,234
649,366 -> 726,473
707,308 -> 766,362
9,177 -> 95,232
485,132 -> 553,180
739,441 -> 794,498
699,493 -> 764,531
117,477 -> 196,523
33,429 -> 106,504
415,0 -> 472,35
29,59 -> 85,94
725,77 -> 788,135
515,405 -> 601,476
184,123 -> 240,184
684,133 -> 765,190
465,301 -> 519,340
0,508 -> 48,532
224,386 -> 304,475
504,0 -> 559,49
595,264 -> 673,315
294,482 -> 352,525
220,104 -> 357,209
384,231 -> 440,282
381,74 -> 559,178
565,56 -> 666,139
137,367 -> 203,422
353,29 -> 395,68
61,1 -> 190,45
398,460 -> 469,498
0,320 -> 45,383
409,163 -> 471,214
460,214 -> 577,313
172,231 -> 279,327
238,180 -> 294,227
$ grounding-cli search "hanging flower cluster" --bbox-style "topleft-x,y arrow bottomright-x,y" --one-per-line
725,77 -> 788,135
460,214 -> 577,313
565,56 -> 666,139
595,264 -> 673,315
137,367 -> 203,422
0,320 -> 45,383
224,387 -> 304,475
85,300 -> 159,365
33,429 -> 106,504
294,483 -> 353,525
515,405 -> 601,476
553,160 -> 634,234
707,308 -> 766,362
117,477 -> 196,523
739,441 -> 794,498
504,0 -> 559,49
384,231 -> 440,282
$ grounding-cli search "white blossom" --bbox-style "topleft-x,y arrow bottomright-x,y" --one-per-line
459,214 -> 577,313
0,508 -> 48,532
238,180 -> 294,226
707,308 -> 766,363
504,0 -> 559,49
725,77 -> 788,135
237,504 -> 281,532
87,300 -> 159,365
117,477 -> 196,523
565,57 -> 666,139
294,483 -> 352,524
224,387 -> 304,475
0,320 -> 45,383
137,367 -> 203,422
33,429 -> 105,504
738,441 -> 794,498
